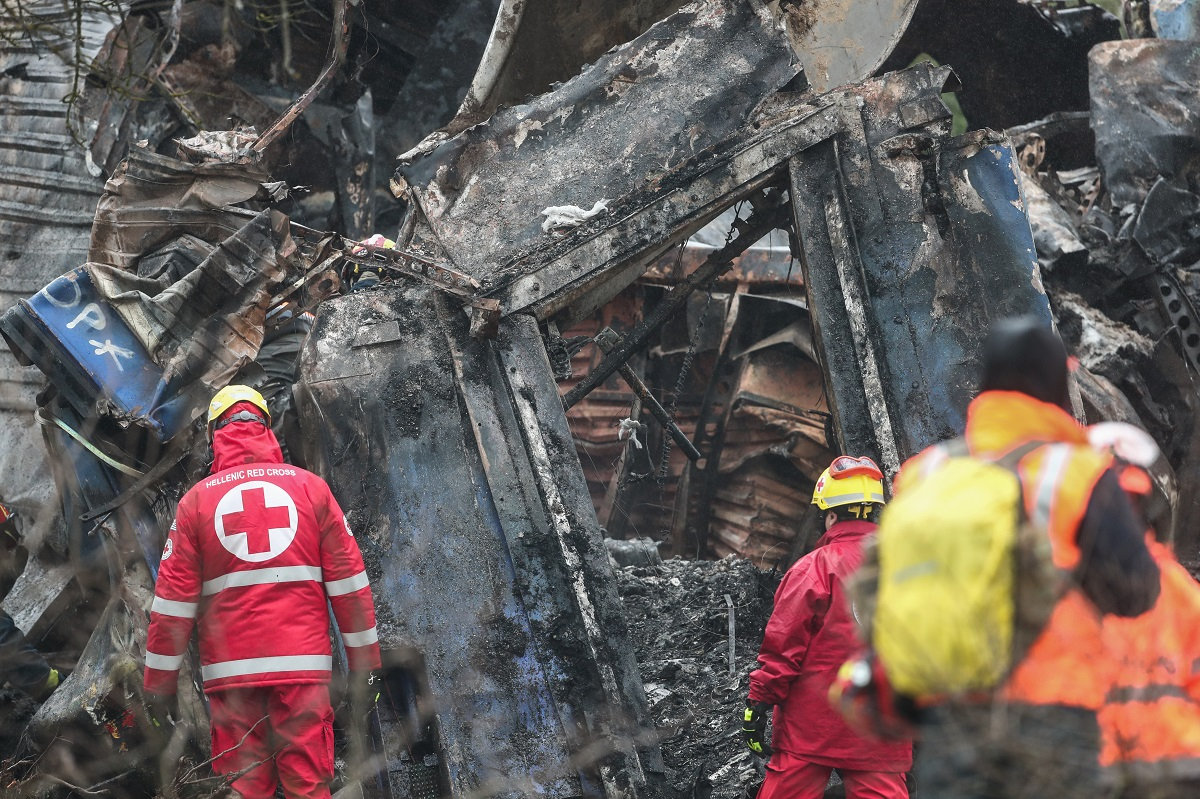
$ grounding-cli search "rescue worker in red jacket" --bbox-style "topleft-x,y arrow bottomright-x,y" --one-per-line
744,456 -> 912,799
143,385 -> 382,799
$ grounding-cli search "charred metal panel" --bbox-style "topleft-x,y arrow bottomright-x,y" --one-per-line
1089,40 -> 1200,208
404,63 -> 960,335
295,283 -> 658,798
790,72 -> 1050,469
775,0 -> 918,93
395,0 -> 800,296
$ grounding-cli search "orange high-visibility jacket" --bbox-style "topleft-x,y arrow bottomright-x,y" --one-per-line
897,391 -> 1116,710
1099,538 -> 1200,780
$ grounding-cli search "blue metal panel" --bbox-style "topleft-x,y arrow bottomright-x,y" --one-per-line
1153,0 -> 1200,40
1,268 -> 190,441
872,137 -> 1051,454
26,270 -> 160,415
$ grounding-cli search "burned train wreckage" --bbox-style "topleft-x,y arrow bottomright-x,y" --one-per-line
0,0 -> 1194,796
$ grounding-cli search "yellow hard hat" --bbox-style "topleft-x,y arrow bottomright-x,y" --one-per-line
812,455 -> 886,511
207,385 -> 270,438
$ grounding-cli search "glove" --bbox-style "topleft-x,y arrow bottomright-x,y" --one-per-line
742,700 -> 773,758
349,671 -> 381,715
145,692 -> 179,730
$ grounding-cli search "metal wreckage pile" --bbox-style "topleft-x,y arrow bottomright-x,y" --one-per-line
0,0 -> 1197,796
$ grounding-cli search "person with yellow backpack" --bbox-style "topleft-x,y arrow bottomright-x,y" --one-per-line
743,456 -> 912,799
850,317 -> 1160,799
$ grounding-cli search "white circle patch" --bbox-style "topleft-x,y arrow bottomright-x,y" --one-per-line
161,537 -> 173,561
213,481 -> 299,563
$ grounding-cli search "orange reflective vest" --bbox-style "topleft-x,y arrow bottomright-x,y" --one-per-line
898,391 -> 1114,710
1099,538 -> 1200,780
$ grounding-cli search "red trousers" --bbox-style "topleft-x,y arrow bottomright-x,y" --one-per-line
208,683 -> 334,799
758,751 -> 908,799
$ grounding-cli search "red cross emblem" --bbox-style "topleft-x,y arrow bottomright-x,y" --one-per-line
214,481 -> 298,562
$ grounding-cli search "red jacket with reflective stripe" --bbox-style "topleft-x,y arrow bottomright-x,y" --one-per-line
749,520 -> 913,771
144,418 -> 381,694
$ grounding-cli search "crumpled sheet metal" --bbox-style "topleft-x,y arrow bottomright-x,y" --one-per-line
88,147 -> 271,271
89,208 -> 295,391
1017,169 -> 1088,272
3,148 -> 301,439
395,0 -> 800,291
0,0 -> 118,543
1090,40 -> 1200,208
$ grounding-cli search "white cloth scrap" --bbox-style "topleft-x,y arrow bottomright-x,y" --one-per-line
618,417 -> 644,449
541,199 -> 609,232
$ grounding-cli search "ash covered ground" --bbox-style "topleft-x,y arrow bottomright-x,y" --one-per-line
614,557 -> 781,799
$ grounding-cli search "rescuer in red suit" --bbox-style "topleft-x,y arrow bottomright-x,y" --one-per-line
744,456 -> 912,799
143,385 -> 382,799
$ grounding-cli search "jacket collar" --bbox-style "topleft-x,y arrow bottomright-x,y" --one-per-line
965,390 -> 1088,456
816,519 -> 878,548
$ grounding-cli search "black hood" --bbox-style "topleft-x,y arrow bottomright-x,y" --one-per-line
979,315 -> 1070,410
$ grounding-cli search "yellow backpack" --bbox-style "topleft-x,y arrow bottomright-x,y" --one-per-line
854,440 -> 1064,699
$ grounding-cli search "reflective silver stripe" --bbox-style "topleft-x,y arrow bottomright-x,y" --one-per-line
1033,444 -> 1072,527
202,565 -> 323,595
1124,756 -> 1200,783
342,627 -> 378,647
151,597 -> 199,619
919,446 -> 951,479
325,571 -> 369,597
819,491 -> 884,505
1106,683 -> 1191,704
201,654 -> 332,681
146,651 -> 186,671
